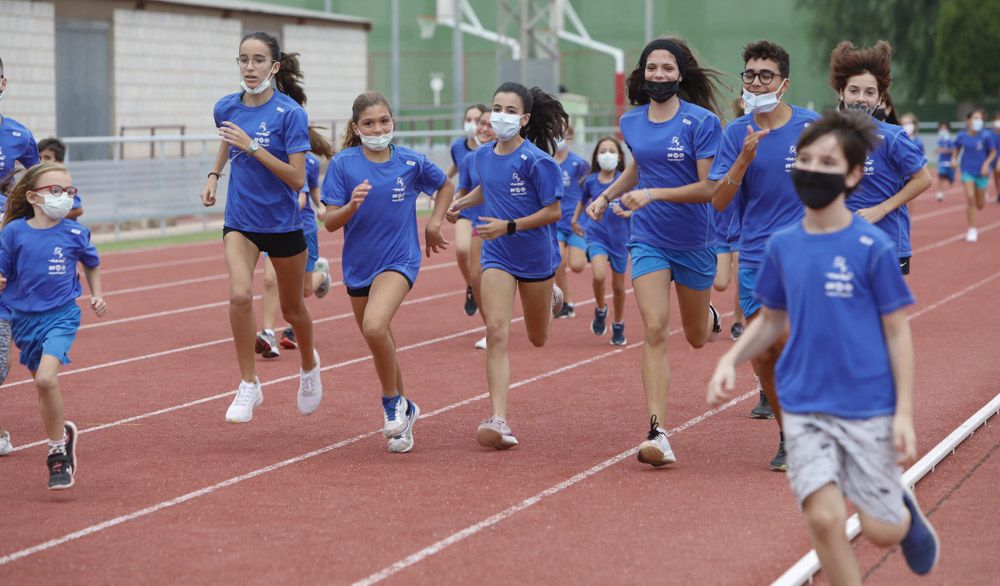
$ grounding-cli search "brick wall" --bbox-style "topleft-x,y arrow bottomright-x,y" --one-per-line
0,0 -> 56,138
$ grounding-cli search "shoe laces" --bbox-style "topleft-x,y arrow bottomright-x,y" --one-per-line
299,372 -> 316,397
646,415 -> 665,441
233,381 -> 258,406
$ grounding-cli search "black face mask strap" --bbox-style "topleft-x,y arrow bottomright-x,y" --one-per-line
639,39 -> 688,79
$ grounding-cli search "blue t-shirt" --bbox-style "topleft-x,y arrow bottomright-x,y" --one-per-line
300,152 -> 320,234
458,148 -> 487,221
708,106 -> 819,268
0,116 -> 40,182
936,135 -> 955,167
320,145 -> 447,289
620,100 -> 722,251
755,216 -> 915,419
476,139 -> 563,279
556,151 -> 590,233
450,137 -> 474,169
846,120 -> 927,258
0,218 -> 100,314
954,130 -> 995,176
580,172 -> 629,256
715,200 -> 740,248
213,91 -> 311,233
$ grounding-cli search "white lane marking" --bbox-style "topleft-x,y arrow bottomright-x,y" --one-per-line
912,220 -> 1000,254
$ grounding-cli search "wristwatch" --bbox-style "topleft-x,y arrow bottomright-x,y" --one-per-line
507,219 -> 517,235
246,139 -> 261,157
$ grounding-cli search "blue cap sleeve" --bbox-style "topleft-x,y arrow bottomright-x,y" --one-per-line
414,153 -> 448,195
320,156 -> 349,207
283,107 -> 311,155
529,155 -> 564,206
694,113 -> 723,160
754,238 -> 787,310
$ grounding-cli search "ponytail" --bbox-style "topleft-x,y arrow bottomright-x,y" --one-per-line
240,32 -> 307,106
626,36 -> 726,118
493,82 -> 569,155
341,91 -> 395,151
308,126 -> 335,159
4,163 -> 67,229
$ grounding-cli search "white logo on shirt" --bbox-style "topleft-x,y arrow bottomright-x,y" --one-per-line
12,131 -> 20,137
48,246 -> 68,276
255,122 -> 271,148
666,136 -> 685,162
859,235 -> 874,246
824,255 -> 855,298
784,145 -> 796,173
562,169 -> 571,187
276,106 -> 286,113
510,172 -> 526,196
392,177 -> 406,202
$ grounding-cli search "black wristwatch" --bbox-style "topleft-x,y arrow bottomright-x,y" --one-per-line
507,219 -> 517,235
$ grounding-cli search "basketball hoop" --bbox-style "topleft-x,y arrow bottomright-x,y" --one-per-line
417,16 -> 437,40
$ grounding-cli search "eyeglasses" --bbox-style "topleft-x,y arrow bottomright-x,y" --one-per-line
33,184 -> 78,197
741,70 -> 782,85
236,56 -> 273,68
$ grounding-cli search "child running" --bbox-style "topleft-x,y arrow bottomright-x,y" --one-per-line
951,109 -> 997,242
552,125 -> 589,318
447,82 -> 568,449
255,129 -> 334,358
586,37 -> 724,467
321,91 -> 453,453
572,136 -> 630,345
200,32 -> 322,422
934,122 -> 955,201
0,162 -> 106,489
448,104 -> 490,317
708,111 -> 940,582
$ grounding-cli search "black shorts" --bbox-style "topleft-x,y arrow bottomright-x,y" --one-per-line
516,271 -> 557,283
899,256 -> 911,276
223,227 -> 306,258
346,270 -> 414,297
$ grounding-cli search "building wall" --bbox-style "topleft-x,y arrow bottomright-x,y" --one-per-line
0,0 -> 57,138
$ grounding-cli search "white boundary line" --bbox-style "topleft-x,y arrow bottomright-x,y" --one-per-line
912,220 -> 1000,254
772,392 -> 1000,586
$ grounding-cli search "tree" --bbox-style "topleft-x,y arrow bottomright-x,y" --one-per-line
935,0 -> 1000,102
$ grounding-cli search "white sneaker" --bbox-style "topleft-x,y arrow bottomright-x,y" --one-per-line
314,257 -> 332,299
551,284 -> 564,317
476,416 -> 519,450
226,378 -> 263,423
387,400 -> 420,453
636,416 -> 676,467
382,395 -> 410,438
297,349 -> 323,415
966,227 -> 978,242
474,336 -> 487,350
935,191 -> 944,201
0,431 -> 12,456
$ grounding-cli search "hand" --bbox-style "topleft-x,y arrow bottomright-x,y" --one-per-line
200,181 -> 217,207
571,220 -> 585,238
424,221 -> 449,257
350,180 -> 371,209
738,125 -> 770,163
586,195 -> 609,221
706,359 -> 736,408
892,413 -> 917,465
315,202 -> 326,218
476,216 -> 507,240
981,164 -> 991,177
611,202 -> 633,219
856,205 -> 888,224
218,121 -> 253,152
620,189 -> 654,211
0,273 -> 6,292
90,296 -> 107,317
446,196 -> 466,224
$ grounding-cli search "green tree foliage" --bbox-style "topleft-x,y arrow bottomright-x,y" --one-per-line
935,0 -> 1000,102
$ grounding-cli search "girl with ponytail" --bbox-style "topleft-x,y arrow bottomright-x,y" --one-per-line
586,37 -> 725,468
200,31 -> 323,424
446,82 -> 568,450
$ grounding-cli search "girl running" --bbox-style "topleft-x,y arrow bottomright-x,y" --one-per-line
200,32 -> 322,423
453,106 -> 498,350
447,82 -> 568,449
449,104 -> 490,317
586,37 -> 724,467
572,136 -> 630,345
321,91 -> 453,453
951,109 -> 997,242
255,129 -> 335,358
829,41 -> 931,273
552,125 -> 590,318
900,113 -> 924,156
934,121 -> 956,201
0,162 -> 105,489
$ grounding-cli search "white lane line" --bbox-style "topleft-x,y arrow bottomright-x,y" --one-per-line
352,388 -> 759,586
913,220 -> 1000,254
99,255 -> 222,275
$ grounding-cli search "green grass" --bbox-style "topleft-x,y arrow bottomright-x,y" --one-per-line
96,230 -> 219,253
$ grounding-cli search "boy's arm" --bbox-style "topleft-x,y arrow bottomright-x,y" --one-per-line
882,308 -> 915,463
81,265 -> 107,317
707,307 -> 787,406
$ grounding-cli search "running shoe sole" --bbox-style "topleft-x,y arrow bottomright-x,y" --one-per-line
476,426 -> 518,450
637,442 -> 675,467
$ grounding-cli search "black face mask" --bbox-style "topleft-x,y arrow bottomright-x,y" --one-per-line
643,79 -> 680,103
841,101 -> 887,122
790,168 -> 847,210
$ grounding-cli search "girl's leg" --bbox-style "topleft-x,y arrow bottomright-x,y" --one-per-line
555,241 -> 572,307
732,253 -> 745,326
803,484 -> 862,586
974,185 -> 986,210
858,510 -> 910,549
480,268 -> 518,418
518,276 -> 557,348
348,272 -> 411,397
567,244 -> 587,274
34,355 -> 65,441
714,252 -> 732,292
674,283 -> 715,349
223,232 -> 262,383
454,219 -> 474,287
469,235 -> 486,325
271,251 -> 318,370
963,181 -> 976,228
590,254 -> 609,311
611,271 -> 627,324
633,270 -> 673,423
261,257 -> 279,331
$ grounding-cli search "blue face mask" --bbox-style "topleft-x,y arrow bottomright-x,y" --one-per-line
240,63 -> 278,95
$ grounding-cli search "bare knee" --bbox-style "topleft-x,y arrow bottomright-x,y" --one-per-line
280,299 -> 309,324
527,328 -> 548,347
569,259 -> 586,273
485,319 -> 509,349
643,321 -> 668,346
35,372 -> 59,394
805,504 -> 847,540
361,317 -> 390,343
230,291 -> 254,311
612,280 -> 626,297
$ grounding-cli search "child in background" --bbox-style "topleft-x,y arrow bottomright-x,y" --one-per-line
552,125 -> 589,318
952,109 -> 997,242
934,122 -> 955,202
37,137 -> 82,220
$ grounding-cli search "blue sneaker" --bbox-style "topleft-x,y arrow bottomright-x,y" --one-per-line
592,307 -> 608,335
900,485 -> 940,575
610,322 -> 626,346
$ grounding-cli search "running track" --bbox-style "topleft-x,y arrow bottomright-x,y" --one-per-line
1,186 -> 998,584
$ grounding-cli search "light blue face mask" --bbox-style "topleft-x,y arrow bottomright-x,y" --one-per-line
240,64 -> 278,95
359,131 -> 393,151
742,80 -> 787,114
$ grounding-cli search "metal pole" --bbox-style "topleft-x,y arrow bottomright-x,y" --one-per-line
325,0 -> 332,13
645,0 -> 653,42
452,0 -> 463,116
519,0 -> 528,85
390,0 -> 400,110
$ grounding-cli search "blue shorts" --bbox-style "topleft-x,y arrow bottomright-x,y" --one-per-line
12,303 -> 81,372
961,172 -> 989,189
587,243 -> 628,274
628,242 -> 716,291
557,229 -> 587,251
716,244 -> 732,254
937,166 -> 954,182
738,266 -> 762,319
266,230 -> 319,272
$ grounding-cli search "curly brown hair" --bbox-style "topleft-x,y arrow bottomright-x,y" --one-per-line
828,40 -> 893,95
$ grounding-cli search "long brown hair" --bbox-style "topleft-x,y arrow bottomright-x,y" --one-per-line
240,32 -> 307,106
308,126 -> 335,159
340,91 -> 394,151
3,163 -> 67,228
625,36 -> 726,117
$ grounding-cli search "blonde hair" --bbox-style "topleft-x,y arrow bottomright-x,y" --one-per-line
3,163 -> 67,228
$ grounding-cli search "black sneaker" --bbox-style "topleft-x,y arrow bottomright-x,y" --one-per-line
464,286 -> 478,316
556,303 -> 575,319
709,304 -> 722,335
750,390 -> 774,419
730,321 -> 744,340
280,326 -> 298,350
769,436 -> 787,472
592,307 -> 608,335
47,421 -> 78,490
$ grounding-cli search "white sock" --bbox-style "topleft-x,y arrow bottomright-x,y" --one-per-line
48,434 -> 67,455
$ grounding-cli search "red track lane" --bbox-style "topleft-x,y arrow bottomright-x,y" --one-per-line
0,187 -> 998,583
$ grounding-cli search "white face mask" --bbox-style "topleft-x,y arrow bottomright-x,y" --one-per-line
741,81 -> 786,114
463,121 -> 477,136
994,120 -> 1000,130
490,112 -> 524,141
938,130 -> 950,139
555,138 -> 569,152
240,63 -> 278,95
359,131 -> 393,152
597,151 -> 619,172
971,118 -> 984,132
34,192 -> 74,220
903,123 -> 916,136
